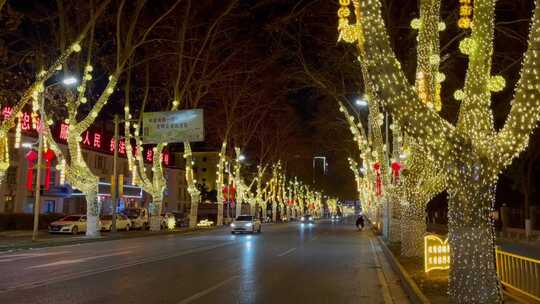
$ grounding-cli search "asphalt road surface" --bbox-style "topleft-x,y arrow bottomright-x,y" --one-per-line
0,218 -> 409,304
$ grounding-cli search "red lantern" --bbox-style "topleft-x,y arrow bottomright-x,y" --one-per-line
391,162 -> 401,184
43,149 -> 55,190
287,199 -> 294,206
373,162 -> 382,197
222,185 -> 237,202
25,150 -> 38,191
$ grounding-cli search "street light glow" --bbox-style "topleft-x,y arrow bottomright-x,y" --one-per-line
62,76 -> 78,86
238,154 -> 246,161
355,98 -> 368,107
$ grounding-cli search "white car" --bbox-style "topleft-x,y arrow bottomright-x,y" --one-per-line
100,214 -> 131,231
231,215 -> 262,234
122,208 -> 149,230
48,215 -> 87,234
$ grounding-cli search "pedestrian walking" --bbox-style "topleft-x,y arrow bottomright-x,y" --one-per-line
355,215 -> 364,230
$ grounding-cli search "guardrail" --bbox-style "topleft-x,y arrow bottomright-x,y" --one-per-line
496,247 -> 540,302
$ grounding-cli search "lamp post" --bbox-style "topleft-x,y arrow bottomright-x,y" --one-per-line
111,115 -> 119,233
32,75 -> 78,241
111,115 -> 137,233
31,95 -> 45,242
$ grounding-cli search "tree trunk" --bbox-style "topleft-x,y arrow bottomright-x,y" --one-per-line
400,196 -> 427,257
217,202 -> 224,226
262,203 -> 267,222
447,175 -> 502,303
272,201 -> 277,222
390,192 -> 402,243
189,192 -> 200,228
85,189 -> 100,237
149,199 -> 162,231
0,169 -> 6,185
286,205 -> 291,220
235,199 -> 242,217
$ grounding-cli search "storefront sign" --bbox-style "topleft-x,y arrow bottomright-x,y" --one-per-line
424,234 -> 450,272
142,109 -> 204,144
0,106 -> 171,166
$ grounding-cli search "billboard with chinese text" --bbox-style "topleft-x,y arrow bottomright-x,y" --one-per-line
142,109 -> 204,144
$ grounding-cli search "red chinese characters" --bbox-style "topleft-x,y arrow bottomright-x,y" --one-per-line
82,131 -> 91,145
163,152 -> 169,165
59,123 -> 69,140
2,107 -> 13,120
93,133 -> 101,148
21,112 -> 31,131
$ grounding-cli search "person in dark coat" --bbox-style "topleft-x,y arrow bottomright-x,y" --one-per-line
355,215 -> 365,230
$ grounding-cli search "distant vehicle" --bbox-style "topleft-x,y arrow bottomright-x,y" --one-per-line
48,215 -> 87,234
171,212 -> 188,227
100,214 -> 131,231
300,215 -> 314,223
122,208 -> 148,230
331,215 -> 341,221
231,215 -> 262,234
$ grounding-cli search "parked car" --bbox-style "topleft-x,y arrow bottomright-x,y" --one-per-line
122,208 -> 149,230
48,215 -> 87,234
100,214 -> 131,231
300,215 -> 315,223
172,212 -> 188,227
231,215 -> 262,234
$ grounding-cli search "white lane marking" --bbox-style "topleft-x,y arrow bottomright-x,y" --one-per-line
369,239 -> 393,304
277,247 -> 297,257
27,251 -> 132,269
0,251 -> 72,262
0,242 -> 235,293
176,276 -> 238,304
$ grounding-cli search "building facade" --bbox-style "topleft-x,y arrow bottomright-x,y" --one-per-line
192,151 -> 219,194
0,134 -> 190,215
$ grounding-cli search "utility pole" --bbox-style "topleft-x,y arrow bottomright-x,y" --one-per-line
32,94 -> 45,241
111,115 -> 119,233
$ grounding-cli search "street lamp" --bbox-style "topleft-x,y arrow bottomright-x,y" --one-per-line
355,98 -> 368,107
61,76 -> 78,86
31,76 -> 79,241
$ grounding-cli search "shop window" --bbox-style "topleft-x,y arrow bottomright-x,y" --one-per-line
95,155 -> 106,170
44,200 -> 55,213
4,195 -> 14,213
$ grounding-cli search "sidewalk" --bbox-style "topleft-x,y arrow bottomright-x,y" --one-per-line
0,227 -> 219,252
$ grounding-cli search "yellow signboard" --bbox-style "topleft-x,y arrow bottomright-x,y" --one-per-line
424,234 -> 450,272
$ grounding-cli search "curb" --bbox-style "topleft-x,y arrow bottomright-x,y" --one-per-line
0,226 -> 226,252
376,236 -> 431,304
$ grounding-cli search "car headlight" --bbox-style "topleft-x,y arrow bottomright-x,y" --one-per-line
230,223 -> 236,227
245,223 -> 253,227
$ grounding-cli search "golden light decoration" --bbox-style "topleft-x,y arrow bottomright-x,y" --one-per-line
335,0 -> 540,301
458,0 -> 473,29
424,234 -> 451,272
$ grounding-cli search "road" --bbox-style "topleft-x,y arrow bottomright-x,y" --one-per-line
0,218 -> 409,304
